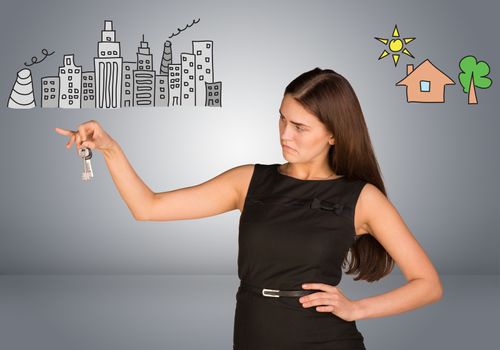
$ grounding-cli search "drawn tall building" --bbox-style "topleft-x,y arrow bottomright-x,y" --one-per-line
94,20 -> 123,108
180,53 -> 195,106
168,64 -> 181,106
122,62 -> 135,107
59,54 -> 82,109
41,76 -> 59,108
133,35 -> 155,106
193,41 -> 214,106
159,40 -> 173,75
81,71 -> 95,108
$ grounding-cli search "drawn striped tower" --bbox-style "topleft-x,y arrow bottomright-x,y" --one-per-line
159,40 -> 173,75
8,68 -> 36,108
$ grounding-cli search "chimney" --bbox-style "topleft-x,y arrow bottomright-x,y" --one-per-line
406,64 -> 414,75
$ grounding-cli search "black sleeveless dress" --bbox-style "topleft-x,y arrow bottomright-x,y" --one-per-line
233,163 -> 368,350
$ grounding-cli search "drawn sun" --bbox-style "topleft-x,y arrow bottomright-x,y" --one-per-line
375,25 -> 415,67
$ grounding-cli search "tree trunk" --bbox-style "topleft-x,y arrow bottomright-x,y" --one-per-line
468,75 -> 477,104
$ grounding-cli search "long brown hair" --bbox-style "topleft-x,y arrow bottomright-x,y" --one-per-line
284,67 -> 394,282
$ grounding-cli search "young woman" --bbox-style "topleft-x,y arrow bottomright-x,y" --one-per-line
55,68 -> 443,349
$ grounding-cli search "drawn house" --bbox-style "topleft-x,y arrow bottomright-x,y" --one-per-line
180,53 -> 195,106
396,59 -> 455,103
133,36 -> 155,106
81,71 -> 95,108
41,76 -> 59,108
94,20 -> 123,108
206,81 -> 222,107
122,62 -> 135,107
193,41 -> 213,106
168,64 -> 181,106
155,75 -> 168,107
59,54 -> 82,109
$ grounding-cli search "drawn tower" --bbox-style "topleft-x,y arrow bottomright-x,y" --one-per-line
159,40 -> 173,75
133,35 -> 155,106
94,20 -> 123,108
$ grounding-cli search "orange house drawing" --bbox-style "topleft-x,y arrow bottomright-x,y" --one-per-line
396,59 -> 455,103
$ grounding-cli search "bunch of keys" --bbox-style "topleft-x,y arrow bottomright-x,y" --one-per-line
78,146 -> 94,181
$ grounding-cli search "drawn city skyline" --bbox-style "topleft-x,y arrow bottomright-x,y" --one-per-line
10,19 -> 222,109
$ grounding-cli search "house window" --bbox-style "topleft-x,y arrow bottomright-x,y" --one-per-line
43,81 -> 48,85
420,80 -> 431,92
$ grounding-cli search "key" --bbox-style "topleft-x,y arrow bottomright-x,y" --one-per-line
78,147 -> 93,181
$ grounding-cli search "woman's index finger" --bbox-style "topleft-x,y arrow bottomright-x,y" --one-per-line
54,127 -> 74,136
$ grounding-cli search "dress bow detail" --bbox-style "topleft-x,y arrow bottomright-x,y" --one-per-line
310,197 -> 344,215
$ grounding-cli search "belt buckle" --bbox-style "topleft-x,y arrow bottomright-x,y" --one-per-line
262,288 -> 280,298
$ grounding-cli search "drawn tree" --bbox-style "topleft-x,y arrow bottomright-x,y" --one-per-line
458,55 -> 492,104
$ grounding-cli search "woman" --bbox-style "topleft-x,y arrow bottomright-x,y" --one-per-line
55,68 -> 443,349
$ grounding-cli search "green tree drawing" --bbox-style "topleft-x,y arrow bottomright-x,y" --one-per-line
459,55 -> 492,104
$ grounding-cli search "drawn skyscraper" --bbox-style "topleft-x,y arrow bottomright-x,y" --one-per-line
94,20 -> 123,108
159,40 -> 173,75
180,53 -> 195,106
193,40 -> 214,106
133,35 -> 155,106
59,54 -> 82,109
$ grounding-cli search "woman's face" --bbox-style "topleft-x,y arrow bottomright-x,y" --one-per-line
278,94 -> 334,163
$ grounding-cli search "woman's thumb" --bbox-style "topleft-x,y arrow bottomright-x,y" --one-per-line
81,140 -> 96,149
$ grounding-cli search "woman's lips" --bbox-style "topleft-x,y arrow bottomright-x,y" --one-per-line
282,144 -> 295,152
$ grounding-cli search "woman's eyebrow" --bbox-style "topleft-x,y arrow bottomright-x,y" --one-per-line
279,109 -> 310,127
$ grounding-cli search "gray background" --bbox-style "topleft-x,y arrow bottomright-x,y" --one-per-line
0,0 -> 498,349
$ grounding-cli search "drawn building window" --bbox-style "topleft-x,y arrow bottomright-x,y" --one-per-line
420,80 -> 431,92
160,80 -> 164,84
170,84 -> 175,89
69,100 -> 73,105
139,60 -> 143,64
69,83 -> 73,88
125,82 -> 130,87
43,81 -> 48,85
113,51 -> 118,55
51,95 -> 55,99
84,89 -> 87,94
125,91 -> 130,95
197,65 -> 202,69
209,92 -> 212,96
175,66 -> 179,70
69,76 -> 73,81
107,51 -> 112,55
215,86 -> 218,90
66,58 -> 71,65
89,89 -> 93,94
205,57 -> 210,63
50,81 -> 55,85
184,94 -> 189,98
89,76 -> 93,80
176,84 -> 179,88
197,50 -> 202,55
44,96 -> 48,100
215,99 -> 219,103
199,76 -> 204,81
206,43 -> 211,48
160,95 -> 165,99
126,74 -> 130,79
101,51 -> 105,56
146,60 -> 150,64
75,69 -> 80,73
184,69 -> 188,73
189,75 -> 194,79
69,89 -> 73,93
62,94 -> 66,99
189,88 -> 194,92
183,57 -> 186,61
75,89 -> 79,94
61,69 -> 65,74
146,65 -> 151,70
176,72 -> 180,76
160,87 -> 165,92
83,76 -> 87,80
84,96 -> 88,101
74,95 -> 78,99
126,66 -> 130,70
206,69 -> 210,74
190,62 -> 193,67
44,88 -> 49,92
90,96 -> 94,100
184,82 -> 188,86
83,83 -> 87,88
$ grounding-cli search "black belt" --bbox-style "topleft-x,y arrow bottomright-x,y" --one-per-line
240,282 -> 315,298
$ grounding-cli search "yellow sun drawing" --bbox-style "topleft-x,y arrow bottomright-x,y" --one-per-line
375,25 -> 415,66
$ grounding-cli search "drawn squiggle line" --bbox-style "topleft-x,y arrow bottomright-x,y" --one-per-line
24,48 -> 55,67
168,18 -> 200,39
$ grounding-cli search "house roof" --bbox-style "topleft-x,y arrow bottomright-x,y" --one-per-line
396,59 -> 455,86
